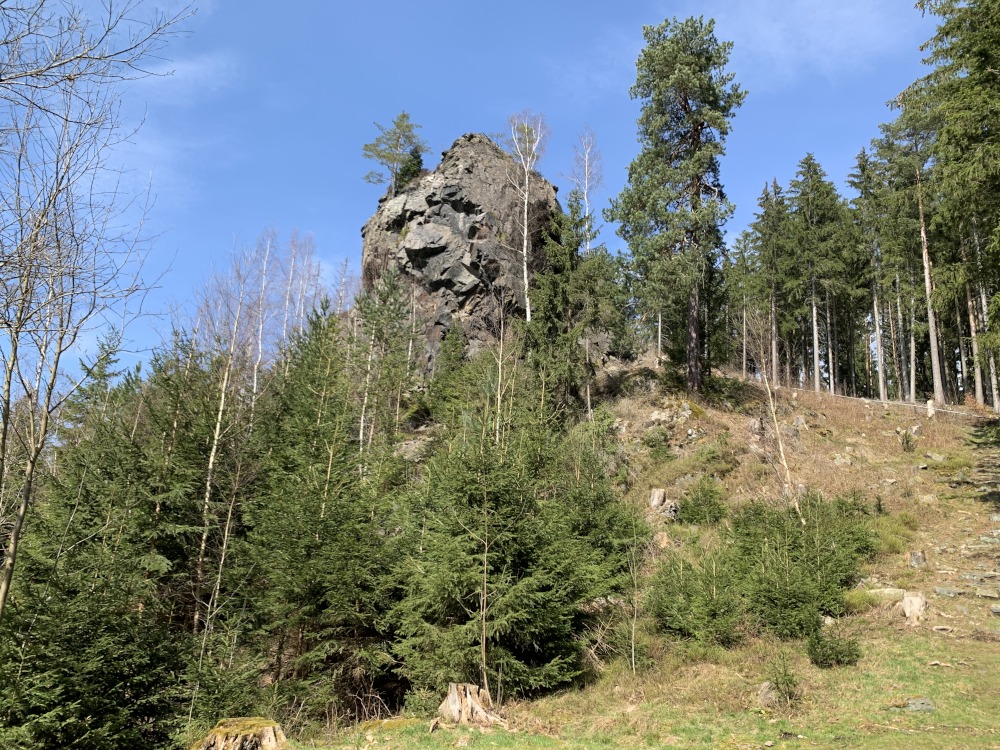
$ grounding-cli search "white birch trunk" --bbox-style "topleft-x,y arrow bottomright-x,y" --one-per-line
873,285 -> 888,402
916,170 -> 945,404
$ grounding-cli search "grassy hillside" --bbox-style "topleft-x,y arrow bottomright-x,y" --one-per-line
307,374 -> 1000,750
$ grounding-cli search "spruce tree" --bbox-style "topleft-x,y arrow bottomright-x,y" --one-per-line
241,305 -> 400,721
787,155 -> 846,393
0,345 -> 186,749
392,344 -> 638,701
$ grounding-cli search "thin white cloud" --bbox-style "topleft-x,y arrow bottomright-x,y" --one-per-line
634,1 -> 934,93
138,51 -> 238,105
118,123 -> 218,205
692,0 -> 931,89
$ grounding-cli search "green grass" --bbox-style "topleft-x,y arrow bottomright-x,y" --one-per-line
304,631 -> 1000,750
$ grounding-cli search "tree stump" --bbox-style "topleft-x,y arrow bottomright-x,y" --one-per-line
192,718 -> 288,750
899,591 -> 927,626
437,683 -> 506,727
649,488 -> 666,509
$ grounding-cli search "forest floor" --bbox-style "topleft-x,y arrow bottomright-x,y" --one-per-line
308,375 -> 1000,750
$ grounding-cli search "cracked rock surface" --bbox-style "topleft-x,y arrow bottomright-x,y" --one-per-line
361,133 -> 561,368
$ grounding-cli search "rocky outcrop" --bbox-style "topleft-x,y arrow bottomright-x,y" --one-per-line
361,133 -> 560,365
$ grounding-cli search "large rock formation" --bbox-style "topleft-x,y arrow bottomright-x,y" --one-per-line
361,133 -> 560,365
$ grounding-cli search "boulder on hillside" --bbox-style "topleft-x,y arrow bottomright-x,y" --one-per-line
361,133 -> 561,367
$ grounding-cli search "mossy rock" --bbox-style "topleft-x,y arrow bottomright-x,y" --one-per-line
191,718 -> 287,750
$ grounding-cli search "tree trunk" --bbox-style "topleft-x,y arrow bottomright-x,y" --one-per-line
741,300 -> 747,380
978,281 -> 999,411
909,294 -> 917,405
195,719 -> 287,750
895,284 -> 909,400
865,327 -> 873,398
825,290 -> 836,395
916,169 -> 945,404
0,458 -> 38,620
966,284 -> 985,406
785,335 -> 793,389
657,311 -> 662,362
438,683 -> 506,727
521,163 -> 532,323
954,294 -> 968,402
848,307 -> 856,397
770,292 -> 780,386
874,285 -> 888,401
358,332 -> 376,457
194,295 -> 242,636
687,282 -> 701,391
811,283 -> 821,393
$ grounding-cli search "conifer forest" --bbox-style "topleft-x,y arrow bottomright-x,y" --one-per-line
2,2 -> 1000,748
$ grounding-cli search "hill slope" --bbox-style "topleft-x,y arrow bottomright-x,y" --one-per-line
318,376 -> 1000,750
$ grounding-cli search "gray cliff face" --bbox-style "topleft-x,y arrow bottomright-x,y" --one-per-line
361,133 -> 560,365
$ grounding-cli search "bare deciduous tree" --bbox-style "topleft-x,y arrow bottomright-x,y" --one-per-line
0,0 -> 191,623
569,127 -> 603,254
746,310 -> 802,523
504,111 -> 547,323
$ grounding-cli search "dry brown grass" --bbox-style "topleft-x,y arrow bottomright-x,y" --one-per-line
613,371 -> 979,528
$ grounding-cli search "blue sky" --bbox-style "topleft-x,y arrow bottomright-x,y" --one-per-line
117,0 -> 938,345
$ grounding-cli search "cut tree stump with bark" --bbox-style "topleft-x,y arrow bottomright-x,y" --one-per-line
437,682 -> 507,727
192,718 -> 288,750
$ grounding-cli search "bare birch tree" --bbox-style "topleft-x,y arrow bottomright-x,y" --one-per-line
569,128 -> 603,254
505,111 -> 547,323
0,0 -> 189,623
746,310 -> 801,522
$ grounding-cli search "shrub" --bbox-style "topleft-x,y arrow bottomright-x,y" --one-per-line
807,631 -> 861,668
872,512 -> 917,555
402,688 -> 441,717
647,551 -> 744,646
642,426 -> 675,461
765,651 -> 799,706
729,494 -> 876,635
842,589 -> 881,615
900,430 -> 915,452
677,476 -> 727,524
648,492 -> 878,645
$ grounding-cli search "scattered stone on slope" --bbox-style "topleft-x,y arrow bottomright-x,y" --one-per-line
756,681 -> 781,709
868,588 -> 906,601
905,697 -> 936,712
649,488 -> 666,510
934,586 -> 965,598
